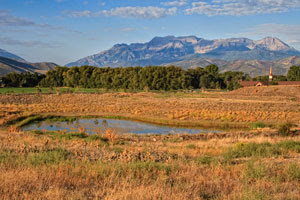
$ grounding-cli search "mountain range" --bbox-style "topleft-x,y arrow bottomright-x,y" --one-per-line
66,36 -> 300,68
1,36 -> 300,77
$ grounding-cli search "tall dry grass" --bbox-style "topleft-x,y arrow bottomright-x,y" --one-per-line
0,130 -> 299,200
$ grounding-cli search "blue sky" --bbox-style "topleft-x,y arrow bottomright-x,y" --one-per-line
1,0 -> 300,65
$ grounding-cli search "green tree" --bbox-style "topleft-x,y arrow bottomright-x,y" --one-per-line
205,64 -> 219,75
287,66 -> 300,81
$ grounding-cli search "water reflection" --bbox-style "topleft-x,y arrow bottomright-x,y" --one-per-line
22,118 -> 223,135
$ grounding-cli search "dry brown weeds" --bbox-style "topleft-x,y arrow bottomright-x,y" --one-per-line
0,130 -> 299,200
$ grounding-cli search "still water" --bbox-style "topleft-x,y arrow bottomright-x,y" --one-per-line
22,118 -> 222,135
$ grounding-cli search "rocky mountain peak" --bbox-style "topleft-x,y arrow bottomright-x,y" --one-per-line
253,37 -> 293,51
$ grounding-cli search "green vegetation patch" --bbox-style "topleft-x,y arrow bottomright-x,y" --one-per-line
32,130 -> 109,144
250,122 -> 266,129
0,148 -> 71,167
223,140 -> 300,161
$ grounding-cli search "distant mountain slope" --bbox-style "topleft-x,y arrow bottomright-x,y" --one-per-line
0,56 -> 57,77
166,56 -> 300,77
66,36 -> 300,67
0,48 -> 25,62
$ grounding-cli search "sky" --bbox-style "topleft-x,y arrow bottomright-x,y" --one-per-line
0,0 -> 300,65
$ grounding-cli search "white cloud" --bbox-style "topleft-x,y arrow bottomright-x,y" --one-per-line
0,11 -> 37,27
161,0 -> 187,7
64,10 -> 93,17
101,6 -> 177,19
185,0 -> 300,16
0,36 -> 62,48
64,6 -> 177,19
0,11 -> 81,34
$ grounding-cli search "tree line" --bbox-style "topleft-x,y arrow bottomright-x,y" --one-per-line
1,65 -> 300,91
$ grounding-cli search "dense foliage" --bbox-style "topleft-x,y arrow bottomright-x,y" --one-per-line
287,66 -> 300,81
37,65 -> 244,90
1,65 -> 299,90
1,72 -> 45,87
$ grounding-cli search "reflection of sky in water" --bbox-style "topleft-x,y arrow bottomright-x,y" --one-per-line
23,118 -> 222,135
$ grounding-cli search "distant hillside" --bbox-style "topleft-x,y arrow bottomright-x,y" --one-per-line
0,48 -> 25,62
67,36 -> 300,67
165,56 -> 300,77
0,56 -> 57,77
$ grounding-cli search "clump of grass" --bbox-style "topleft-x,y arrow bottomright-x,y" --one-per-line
105,128 -> 118,144
287,163 -> 300,181
78,127 -> 86,133
243,160 -> 266,181
278,122 -> 293,136
223,140 -> 300,162
27,148 -> 70,166
36,88 -> 42,94
223,142 -> 278,162
15,115 -> 45,128
0,148 -> 71,167
44,116 -> 77,123
8,125 -> 19,133
195,155 -> 216,166
250,122 -> 266,129
186,144 -> 197,149
112,147 -> 124,154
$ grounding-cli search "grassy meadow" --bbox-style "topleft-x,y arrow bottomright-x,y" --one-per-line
0,85 -> 300,199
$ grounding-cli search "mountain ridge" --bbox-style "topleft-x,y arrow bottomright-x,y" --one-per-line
66,36 -> 300,67
0,48 -> 25,62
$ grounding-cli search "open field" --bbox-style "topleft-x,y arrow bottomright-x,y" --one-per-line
1,85 -> 300,199
1,85 -> 300,128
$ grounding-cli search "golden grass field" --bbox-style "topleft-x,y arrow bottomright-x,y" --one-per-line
0,85 -> 300,199
1,85 -> 300,128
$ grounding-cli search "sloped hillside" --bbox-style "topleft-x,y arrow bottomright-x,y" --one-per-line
0,56 -> 57,76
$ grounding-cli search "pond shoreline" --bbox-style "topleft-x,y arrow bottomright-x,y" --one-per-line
21,116 -> 227,135
8,114 -> 251,133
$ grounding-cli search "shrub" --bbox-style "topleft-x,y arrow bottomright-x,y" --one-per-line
278,122 -> 293,136
105,128 -> 118,144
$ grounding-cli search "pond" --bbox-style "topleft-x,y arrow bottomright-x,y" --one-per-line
22,118 -> 223,135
